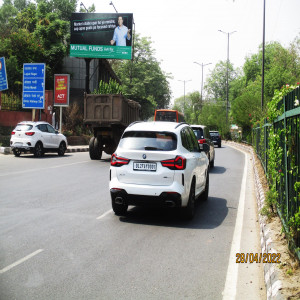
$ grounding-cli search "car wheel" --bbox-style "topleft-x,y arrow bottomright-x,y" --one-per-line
34,142 -> 44,158
112,198 -> 128,216
89,137 -> 97,160
210,158 -> 214,168
58,142 -> 66,156
183,180 -> 195,220
218,143 -> 221,148
200,172 -> 209,201
13,149 -> 21,157
94,137 -> 102,160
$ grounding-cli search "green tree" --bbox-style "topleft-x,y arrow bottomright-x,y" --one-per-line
112,34 -> 172,120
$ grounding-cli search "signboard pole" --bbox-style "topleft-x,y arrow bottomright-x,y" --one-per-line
32,109 -> 36,121
59,106 -> 62,133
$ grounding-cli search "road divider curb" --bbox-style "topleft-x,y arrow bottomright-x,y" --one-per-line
225,141 -> 284,300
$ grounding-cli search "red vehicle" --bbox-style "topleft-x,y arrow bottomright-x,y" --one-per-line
154,109 -> 185,122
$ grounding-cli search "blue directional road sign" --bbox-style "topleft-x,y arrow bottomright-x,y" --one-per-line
22,63 -> 46,109
0,57 -> 8,91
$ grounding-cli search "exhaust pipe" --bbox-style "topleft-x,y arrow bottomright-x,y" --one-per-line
115,197 -> 124,205
165,200 -> 176,207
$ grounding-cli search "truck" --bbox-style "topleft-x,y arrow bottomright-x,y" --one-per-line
84,93 -> 141,160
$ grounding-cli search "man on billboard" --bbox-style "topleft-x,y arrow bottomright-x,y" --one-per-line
110,16 -> 131,46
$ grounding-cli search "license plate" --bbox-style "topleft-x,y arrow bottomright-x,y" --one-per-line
133,162 -> 157,171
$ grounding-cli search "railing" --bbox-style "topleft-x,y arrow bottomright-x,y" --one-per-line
0,93 -> 23,111
253,87 -> 300,258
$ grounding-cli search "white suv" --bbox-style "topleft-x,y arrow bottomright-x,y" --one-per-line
109,121 -> 210,219
10,121 -> 68,157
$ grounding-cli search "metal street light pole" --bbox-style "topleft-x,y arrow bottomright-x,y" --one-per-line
178,80 -> 191,113
261,0 -> 266,110
194,62 -> 212,103
109,1 -> 118,13
218,30 -> 236,124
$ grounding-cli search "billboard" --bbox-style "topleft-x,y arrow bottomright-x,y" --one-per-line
0,57 -> 8,91
70,13 -> 133,60
54,74 -> 70,107
22,63 -> 46,109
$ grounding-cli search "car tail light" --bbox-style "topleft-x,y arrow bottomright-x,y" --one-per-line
111,154 -> 130,167
198,139 -> 206,144
25,132 -> 35,136
161,155 -> 186,170
11,131 -> 15,135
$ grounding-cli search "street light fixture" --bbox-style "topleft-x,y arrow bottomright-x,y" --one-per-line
218,29 -> 237,124
178,79 -> 192,113
109,1 -> 118,13
194,62 -> 212,104
80,2 -> 88,12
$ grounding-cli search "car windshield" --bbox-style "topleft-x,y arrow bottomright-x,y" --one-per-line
210,132 -> 219,136
14,124 -> 33,131
120,131 -> 177,151
192,128 -> 204,139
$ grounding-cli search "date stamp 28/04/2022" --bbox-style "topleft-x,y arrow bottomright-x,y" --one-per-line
236,253 -> 281,264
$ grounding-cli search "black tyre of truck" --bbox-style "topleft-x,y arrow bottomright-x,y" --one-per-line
200,171 -> 209,201
112,198 -> 128,216
34,142 -> 44,158
94,137 -> 102,160
89,137 -> 97,160
13,149 -> 21,157
182,180 -> 196,220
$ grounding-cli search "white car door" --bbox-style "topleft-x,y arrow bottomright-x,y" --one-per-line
38,124 -> 51,148
46,124 -> 59,148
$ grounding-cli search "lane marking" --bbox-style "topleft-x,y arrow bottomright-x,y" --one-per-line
96,209 -> 113,220
0,249 -> 44,274
0,161 -> 90,177
222,152 -> 248,300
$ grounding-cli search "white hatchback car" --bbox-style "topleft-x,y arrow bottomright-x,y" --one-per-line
10,121 -> 68,157
109,121 -> 210,219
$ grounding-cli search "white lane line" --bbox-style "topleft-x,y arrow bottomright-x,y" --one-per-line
96,209 -> 113,220
0,249 -> 44,274
0,161 -> 90,177
222,152 -> 248,300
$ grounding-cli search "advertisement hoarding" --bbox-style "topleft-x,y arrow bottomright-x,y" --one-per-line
70,13 -> 133,60
22,63 -> 45,109
54,74 -> 70,107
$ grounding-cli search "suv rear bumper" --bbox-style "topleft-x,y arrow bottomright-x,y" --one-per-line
110,188 -> 182,208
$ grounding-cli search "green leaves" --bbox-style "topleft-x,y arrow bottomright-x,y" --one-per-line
92,79 -> 123,95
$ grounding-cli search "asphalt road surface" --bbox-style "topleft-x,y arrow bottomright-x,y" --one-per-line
0,146 -> 266,299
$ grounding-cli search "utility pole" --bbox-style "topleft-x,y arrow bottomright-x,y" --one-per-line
178,80 -> 191,114
261,0 -> 266,110
218,30 -> 236,124
194,61 -> 212,108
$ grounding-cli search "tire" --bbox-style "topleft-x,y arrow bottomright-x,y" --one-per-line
93,137 -> 102,160
210,158 -> 214,168
200,172 -> 209,201
89,137 -> 97,160
218,143 -> 221,148
13,149 -> 21,157
34,142 -> 44,158
58,142 -> 66,156
182,181 -> 196,220
112,198 -> 128,216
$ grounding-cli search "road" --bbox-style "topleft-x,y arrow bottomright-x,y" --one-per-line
0,146 -> 266,299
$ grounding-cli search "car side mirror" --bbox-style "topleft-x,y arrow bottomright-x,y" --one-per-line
200,143 -> 209,152
55,130 -> 59,134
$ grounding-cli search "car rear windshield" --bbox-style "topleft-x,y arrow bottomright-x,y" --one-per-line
120,131 -> 177,151
192,128 -> 204,139
14,124 -> 33,131
210,132 -> 220,136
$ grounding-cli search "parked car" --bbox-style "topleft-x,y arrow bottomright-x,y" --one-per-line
109,121 -> 210,219
209,131 -> 222,148
10,121 -> 68,157
190,125 -> 215,168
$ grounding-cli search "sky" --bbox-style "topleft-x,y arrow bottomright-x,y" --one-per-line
83,0 -> 300,104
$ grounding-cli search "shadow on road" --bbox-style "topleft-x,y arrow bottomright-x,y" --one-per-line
210,166 -> 226,174
119,196 -> 228,229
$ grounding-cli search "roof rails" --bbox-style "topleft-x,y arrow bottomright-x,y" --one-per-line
175,122 -> 189,129
128,121 -> 143,127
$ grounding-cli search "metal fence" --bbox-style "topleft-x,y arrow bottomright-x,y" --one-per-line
253,87 -> 300,256
0,93 -> 23,111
